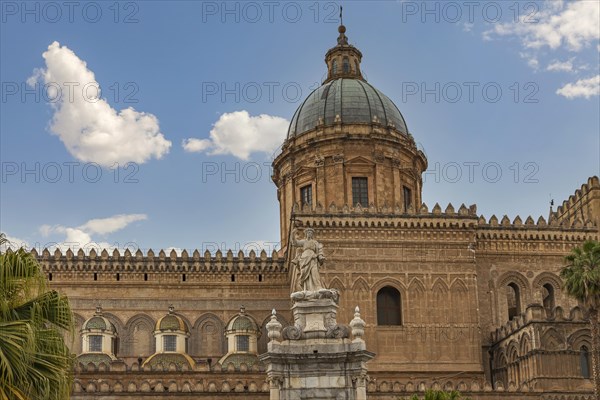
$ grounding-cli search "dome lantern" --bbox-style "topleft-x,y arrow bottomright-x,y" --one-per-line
324,24 -> 364,83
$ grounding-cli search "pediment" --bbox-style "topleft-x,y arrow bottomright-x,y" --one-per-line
345,155 -> 375,166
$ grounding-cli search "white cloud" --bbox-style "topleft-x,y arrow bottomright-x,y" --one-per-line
462,23 -> 474,33
483,1 -> 598,99
39,213 -> 147,252
519,52 -> 539,70
182,138 -> 212,153
183,110 -> 288,160
487,1 -> 599,51
29,42 -> 171,168
79,214 -> 147,235
556,75 -> 600,99
39,224 -> 54,237
547,58 -> 574,72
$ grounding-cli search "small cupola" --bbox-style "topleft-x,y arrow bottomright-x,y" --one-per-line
153,305 -> 190,353
324,24 -> 364,83
78,306 -> 118,366
218,306 -> 262,368
142,305 -> 195,370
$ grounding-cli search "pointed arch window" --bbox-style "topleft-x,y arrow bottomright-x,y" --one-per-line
507,283 -> 521,320
542,283 -> 555,313
581,346 -> 591,378
377,286 -> 402,325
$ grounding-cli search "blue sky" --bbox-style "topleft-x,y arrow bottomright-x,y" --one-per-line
1,0 -> 599,254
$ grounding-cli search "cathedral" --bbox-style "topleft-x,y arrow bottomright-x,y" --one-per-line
38,23 -> 599,399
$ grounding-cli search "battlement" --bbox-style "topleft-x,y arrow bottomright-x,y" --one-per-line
474,212 -> 598,248
292,201 -> 478,217
476,213 -> 596,230
492,304 -> 587,343
33,247 -> 286,275
554,176 -> 600,225
555,176 -> 599,216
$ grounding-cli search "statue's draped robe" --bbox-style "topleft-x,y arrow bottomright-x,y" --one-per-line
294,239 -> 324,292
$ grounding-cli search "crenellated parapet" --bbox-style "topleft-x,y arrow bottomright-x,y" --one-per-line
553,176 -> 600,228
291,200 -> 478,218
492,304 -> 587,344
475,212 -> 598,254
288,202 -> 480,255
489,304 -> 592,393
33,247 -> 286,277
292,201 -> 479,234
290,201 -> 599,249
477,213 -> 596,230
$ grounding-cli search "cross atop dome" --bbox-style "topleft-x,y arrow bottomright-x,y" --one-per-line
337,6 -> 348,45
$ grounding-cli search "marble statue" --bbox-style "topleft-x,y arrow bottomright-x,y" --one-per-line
290,227 -> 325,292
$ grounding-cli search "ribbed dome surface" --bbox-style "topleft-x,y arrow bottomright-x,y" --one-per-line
226,313 -> 259,332
82,316 -> 116,333
287,78 -> 408,139
156,314 -> 188,332
232,316 -> 256,331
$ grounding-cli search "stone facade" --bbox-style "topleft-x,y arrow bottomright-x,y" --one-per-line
32,24 -> 600,399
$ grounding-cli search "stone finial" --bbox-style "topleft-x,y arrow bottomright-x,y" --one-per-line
349,306 -> 366,341
240,305 -> 246,314
266,309 -> 282,341
95,305 -> 103,315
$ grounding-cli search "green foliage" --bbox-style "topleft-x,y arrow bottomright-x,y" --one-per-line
561,240 -> 600,310
0,233 -> 75,400
403,389 -> 471,400
561,239 -> 600,397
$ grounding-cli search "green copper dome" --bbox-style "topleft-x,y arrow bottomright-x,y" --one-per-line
232,316 -> 256,331
287,78 -> 408,139
81,307 -> 116,333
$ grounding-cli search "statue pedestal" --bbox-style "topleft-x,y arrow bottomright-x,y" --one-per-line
260,294 -> 374,400
292,298 -> 337,337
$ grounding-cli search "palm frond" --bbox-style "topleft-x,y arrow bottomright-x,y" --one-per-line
0,232 -> 74,400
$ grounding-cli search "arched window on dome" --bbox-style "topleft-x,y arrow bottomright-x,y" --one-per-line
331,59 -> 338,75
507,283 -> 521,320
342,57 -> 350,74
542,283 -> 555,314
377,286 -> 402,325
580,345 -> 591,378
